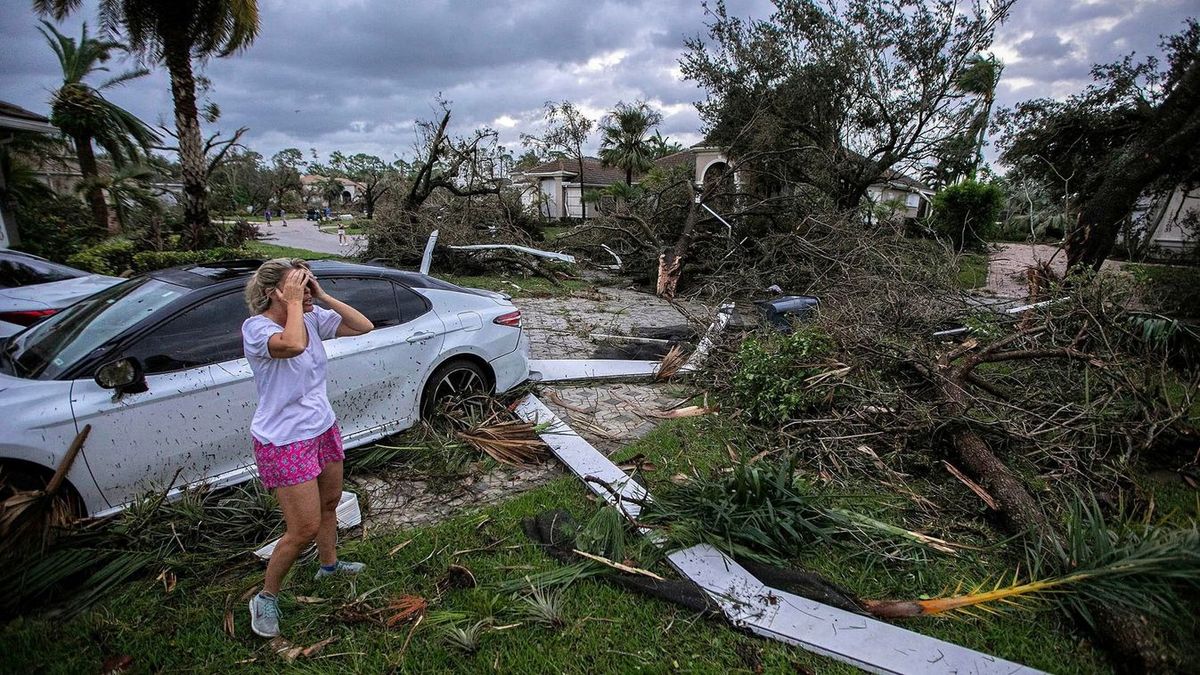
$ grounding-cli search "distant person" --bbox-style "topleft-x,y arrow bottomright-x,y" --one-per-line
264,210 -> 272,225
324,206 -> 332,220
337,224 -> 347,246
280,209 -> 288,226
243,259 -> 374,638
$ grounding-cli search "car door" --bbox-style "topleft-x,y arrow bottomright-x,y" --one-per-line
318,277 -> 446,444
70,291 -> 252,509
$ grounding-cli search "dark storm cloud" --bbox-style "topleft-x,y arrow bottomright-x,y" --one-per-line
0,0 -> 1194,161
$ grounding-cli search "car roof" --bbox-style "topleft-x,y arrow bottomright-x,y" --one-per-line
0,249 -> 52,262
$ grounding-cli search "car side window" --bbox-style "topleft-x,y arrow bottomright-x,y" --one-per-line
123,292 -> 249,374
395,285 -> 430,323
320,277 -> 400,328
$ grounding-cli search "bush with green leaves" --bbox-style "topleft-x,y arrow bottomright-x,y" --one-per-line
731,326 -> 837,425
65,238 -> 138,275
131,247 -> 251,273
931,180 -> 1004,250
11,193 -> 103,262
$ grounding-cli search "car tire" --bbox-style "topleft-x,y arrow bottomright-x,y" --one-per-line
420,359 -> 492,419
0,462 -> 85,520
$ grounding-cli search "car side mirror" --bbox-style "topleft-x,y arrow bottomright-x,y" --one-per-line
95,357 -> 148,395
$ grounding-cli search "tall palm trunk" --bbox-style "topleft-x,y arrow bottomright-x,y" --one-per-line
71,132 -> 111,234
164,42 -> 211,249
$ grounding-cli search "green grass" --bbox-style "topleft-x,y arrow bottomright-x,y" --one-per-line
956,252 -> 989,290
443,274 -> 595,299
0,416 -> 1114,673
243,241 -> 341,261
318,224 -> 366,236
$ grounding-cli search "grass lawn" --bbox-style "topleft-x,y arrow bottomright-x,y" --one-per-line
1,414 -> 1113,674
956,252 -> 989,290
242,241 -> 341,261
318,224 -> 366,236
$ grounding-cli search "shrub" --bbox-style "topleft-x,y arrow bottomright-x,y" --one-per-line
131,247 -> 253,273
731,326 -> 838,425
11,193 -> 102,262
66,239 -> 138,276
1127,264 -> 1200,319
931,180 -> 1005,250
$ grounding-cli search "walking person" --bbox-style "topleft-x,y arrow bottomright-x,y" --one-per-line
337,223 -> 347,246
264,209 -> 272,226
242,259 -> 374,638
280,209 -> 288,227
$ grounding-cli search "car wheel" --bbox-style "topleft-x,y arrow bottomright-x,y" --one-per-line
0,462 -> 85,520
421,359 -> 492,419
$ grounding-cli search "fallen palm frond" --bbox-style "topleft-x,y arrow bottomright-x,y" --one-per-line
492,563 -> 601,595
455,413 -> 549,467
655,344 -> 687,381
0,424 -> 91,558
864,496 -> 1200,627
384,595 -> 429,627
823,508 -> 966,556
545,389 -> 597,414
574,505 -> 627,562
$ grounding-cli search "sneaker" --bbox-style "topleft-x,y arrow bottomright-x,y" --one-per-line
314,560 -> 366,580
249,592 -> 280,638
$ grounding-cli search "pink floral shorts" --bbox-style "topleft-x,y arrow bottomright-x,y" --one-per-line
253,423 -> 345,489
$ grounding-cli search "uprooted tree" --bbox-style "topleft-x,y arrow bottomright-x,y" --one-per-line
997,19 -> 1200,270
365,103 -> 534,266
680,0 -> 1014,211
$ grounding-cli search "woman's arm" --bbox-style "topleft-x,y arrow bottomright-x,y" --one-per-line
267,269 -> 309,358
309,277 -> 374,337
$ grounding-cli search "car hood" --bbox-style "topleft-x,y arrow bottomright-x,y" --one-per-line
0,274 -> 123,309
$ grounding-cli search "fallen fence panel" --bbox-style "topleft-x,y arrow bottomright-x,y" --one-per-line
528,359 -> 661,383
668,544 -> 1043,675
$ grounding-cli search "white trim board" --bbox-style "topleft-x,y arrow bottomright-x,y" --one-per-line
527,359 -> 661,383
514,394 -> 1044,675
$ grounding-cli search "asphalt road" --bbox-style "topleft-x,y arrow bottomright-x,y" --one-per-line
254,217 -> 366,256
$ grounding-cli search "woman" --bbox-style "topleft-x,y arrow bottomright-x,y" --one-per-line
241,258 -> 374,638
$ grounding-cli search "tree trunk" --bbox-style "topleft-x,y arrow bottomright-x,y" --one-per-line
71,133 -> 111,235
164,43 -> 212,250
657,183 -> 700,299
1066,58 -> 1200,270
576,154 -> 586,220
932,355 -> 1171,672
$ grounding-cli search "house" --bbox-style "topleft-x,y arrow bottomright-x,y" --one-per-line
0,101 -> 58,249
1139,184 -> 1199,254
513,143 -> 933,220
300,174 -> 366,208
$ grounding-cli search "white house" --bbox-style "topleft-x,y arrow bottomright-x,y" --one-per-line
300,174 -> 366,208
1141,185 -> 1199,253
513,143 -> 932,220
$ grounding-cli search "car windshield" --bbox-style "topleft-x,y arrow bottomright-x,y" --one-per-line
3,277 -> 186,380
0,254 -> 86,288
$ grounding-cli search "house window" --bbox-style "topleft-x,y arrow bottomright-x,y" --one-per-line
905,193 -> 920,208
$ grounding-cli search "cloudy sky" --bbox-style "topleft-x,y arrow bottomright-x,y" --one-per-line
0,0 -> 1195,166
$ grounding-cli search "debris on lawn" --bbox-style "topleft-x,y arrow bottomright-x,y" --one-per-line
513,393 -> 1045,674
453,414 -> 549,467
448,244 -> 577,264
419,229 -> 439,275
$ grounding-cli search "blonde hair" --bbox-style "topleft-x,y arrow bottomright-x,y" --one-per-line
245,258 -> 310,313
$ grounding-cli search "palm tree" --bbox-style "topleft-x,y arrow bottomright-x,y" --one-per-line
36,0 -> 260,248
38,20 -> 157,234
598,102 -> 664,185
954,54 -> 1003,179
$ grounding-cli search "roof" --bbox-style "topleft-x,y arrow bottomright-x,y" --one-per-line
520,157 -> 628,186
0,100 -> 56,134
880,168 -> 932,193
300,174 -> 366,189
653,150 -> 694,170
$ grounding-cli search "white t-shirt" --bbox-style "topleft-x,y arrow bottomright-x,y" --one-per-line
242,305 -> 343,446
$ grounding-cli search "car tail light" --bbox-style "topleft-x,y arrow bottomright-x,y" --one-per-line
493,310 -> 521,327
0,309 -> 58,327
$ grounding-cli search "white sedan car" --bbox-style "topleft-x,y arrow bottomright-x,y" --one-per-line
0,259 -> 529,518
0,249 -> 123,337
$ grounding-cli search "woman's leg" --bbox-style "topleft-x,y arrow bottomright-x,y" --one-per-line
263,480 -> 322,595
315,460 -> 344,566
